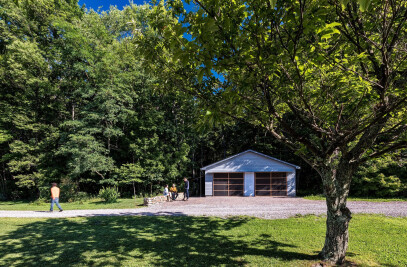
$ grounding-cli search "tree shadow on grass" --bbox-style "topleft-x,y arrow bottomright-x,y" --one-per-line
0,216 -> 317,266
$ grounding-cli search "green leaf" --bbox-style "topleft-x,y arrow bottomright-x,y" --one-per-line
0,130 -> 12,144
270,0 -> 277,8
358,0 -> 371,12
326,22 -> 341,28
340,0 -> 350,8
198,68 -> 205,83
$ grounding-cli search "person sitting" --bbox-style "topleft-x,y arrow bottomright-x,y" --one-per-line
170,184 -> 178,200
163,185 -> 170,202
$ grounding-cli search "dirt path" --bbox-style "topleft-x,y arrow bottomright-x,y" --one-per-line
1,197 -> 406,219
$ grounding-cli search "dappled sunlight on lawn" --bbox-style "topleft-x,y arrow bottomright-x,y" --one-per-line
0,216 -> 320,266
0,215 -> 405,266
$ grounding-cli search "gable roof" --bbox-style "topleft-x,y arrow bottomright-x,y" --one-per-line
200,149 -> 301,171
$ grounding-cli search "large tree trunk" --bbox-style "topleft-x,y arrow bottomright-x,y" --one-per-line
320,197 -> 352,264
318,162 -> 355,264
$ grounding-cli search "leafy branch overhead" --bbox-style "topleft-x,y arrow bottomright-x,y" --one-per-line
145,0 -> 407,263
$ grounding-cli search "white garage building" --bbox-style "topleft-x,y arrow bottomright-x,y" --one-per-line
201,150 -> 300,197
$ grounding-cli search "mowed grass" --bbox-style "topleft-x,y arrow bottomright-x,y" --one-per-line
0,214 -> 405,266
303,195 -> 407,202
0,198 -> 144,211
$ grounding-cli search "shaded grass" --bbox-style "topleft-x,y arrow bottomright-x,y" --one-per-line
303,195 -> 407,202
0,198 -> 144,211
0,214 -> 405,266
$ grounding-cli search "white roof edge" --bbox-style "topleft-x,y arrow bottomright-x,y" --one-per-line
200,149 -> 301,171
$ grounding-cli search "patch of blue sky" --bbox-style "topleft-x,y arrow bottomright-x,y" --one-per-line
79,0 -> 198,12
211,69 -> 225,83
78,0 -> 144,11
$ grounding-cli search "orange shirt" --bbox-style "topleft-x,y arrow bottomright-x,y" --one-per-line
51,187 -> 60,199
170,186 -> 177,193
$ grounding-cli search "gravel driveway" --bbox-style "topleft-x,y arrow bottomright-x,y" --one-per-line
1,197 -> 406,219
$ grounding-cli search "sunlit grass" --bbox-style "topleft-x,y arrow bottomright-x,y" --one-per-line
0,214 -> 405,266
0,198 -> 144,211
303,195 -> 407,202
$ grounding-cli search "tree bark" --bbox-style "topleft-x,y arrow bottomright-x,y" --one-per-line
95,170 -> 105,180
318,161 -> 355,264
318,157 -> 357,264
319,199 -> 352,264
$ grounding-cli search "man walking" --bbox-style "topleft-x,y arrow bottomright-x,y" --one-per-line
183,177 -> 189,201
50,183 -> 63,212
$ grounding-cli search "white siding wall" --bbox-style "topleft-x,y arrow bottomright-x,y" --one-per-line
287,172 -> 296,196
205,173 -> 213,196
244,172 -> 254,196
205,152 -> 295,173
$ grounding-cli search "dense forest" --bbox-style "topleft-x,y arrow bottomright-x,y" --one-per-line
0,0 -> 406,201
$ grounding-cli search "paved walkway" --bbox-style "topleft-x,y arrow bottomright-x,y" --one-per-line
1,197 -> 406,219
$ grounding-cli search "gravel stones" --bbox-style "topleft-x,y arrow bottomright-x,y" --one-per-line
0,197 -> 406,219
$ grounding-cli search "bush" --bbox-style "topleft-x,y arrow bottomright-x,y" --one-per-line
98,187 -> 120,203
351,155 -> 407,197
30,199 -> 47,205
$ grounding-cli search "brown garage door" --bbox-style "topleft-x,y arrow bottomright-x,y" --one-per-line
255,172 -> 287,196
213,173 -> 244,196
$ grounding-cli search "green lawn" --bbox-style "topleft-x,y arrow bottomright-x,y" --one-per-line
303,195 -> 407,202
0,214 -> 405,266
0,198 -> 144,211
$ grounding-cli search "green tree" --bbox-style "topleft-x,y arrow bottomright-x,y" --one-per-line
0,0 -> 83,197
52,4 -> 195,194
143,0 -> 407,263
114,163 -> 144,201
352,153 -> 407,197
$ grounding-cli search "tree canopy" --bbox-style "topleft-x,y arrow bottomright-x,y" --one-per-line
0,0 -> 406,263
142,0 -> 407,263
0,1 -> 197,199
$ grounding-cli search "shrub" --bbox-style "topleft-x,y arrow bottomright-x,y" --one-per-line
30,199 -> 47,205
98,187 -> 120,203
351,155 -> 407,197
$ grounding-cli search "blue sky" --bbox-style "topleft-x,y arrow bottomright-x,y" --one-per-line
78,0 -> 196,13
78,0 -> 149,11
